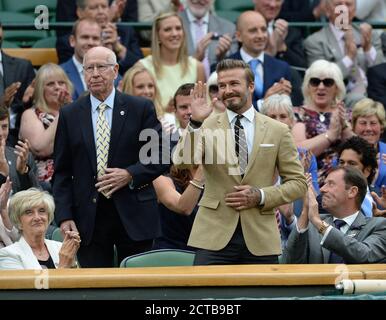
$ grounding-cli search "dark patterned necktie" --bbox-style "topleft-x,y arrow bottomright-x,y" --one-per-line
234,115 -> 248,176
328,219 -> 346,264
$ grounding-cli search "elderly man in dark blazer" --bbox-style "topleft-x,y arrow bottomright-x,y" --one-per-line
284,166 -> 386,264
53,46 -> 169,267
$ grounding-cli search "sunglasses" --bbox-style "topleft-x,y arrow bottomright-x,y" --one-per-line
309,78 -> 335,87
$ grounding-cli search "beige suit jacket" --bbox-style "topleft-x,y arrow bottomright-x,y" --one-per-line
173,110 -> 307,256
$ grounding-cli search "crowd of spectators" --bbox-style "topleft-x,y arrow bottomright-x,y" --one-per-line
1,0 -> 386,269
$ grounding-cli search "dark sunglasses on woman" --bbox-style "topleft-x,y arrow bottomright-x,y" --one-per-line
309,77 -> 335,87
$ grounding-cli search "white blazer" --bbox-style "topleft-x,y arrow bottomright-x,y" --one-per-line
0,236 -> 62,269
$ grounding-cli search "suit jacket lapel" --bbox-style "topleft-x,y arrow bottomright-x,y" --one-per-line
347,212 -> 367,238
79,96 -> 97,174
324,27 -> 343,59
109,92 -> 128,164
1,52 -> 14,85
244,111 -> 267,177
180,11 -> 195,56
262,54 -> 271,93
68,60 -> 85,97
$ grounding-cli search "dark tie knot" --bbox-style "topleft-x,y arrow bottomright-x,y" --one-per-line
333,219 -> 346,230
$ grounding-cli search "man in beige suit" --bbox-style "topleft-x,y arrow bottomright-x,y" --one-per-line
173,59 -> 307,265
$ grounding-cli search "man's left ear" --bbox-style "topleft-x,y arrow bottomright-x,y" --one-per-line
348,185 -> 359,199
114,64 -> 119,80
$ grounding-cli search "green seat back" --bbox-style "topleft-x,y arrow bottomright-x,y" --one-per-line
0,11 -> 48,47
120,249 -> 195,268
215,0 -> 254,11
2,0 -> 57,20
52,228 -> 64,242
32,36 -> 57,48
2,40 -> 20,48
216,10 -> 241,24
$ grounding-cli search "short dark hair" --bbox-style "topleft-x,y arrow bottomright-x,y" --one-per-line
216,59 -> 254,85
173,83 -> 194,109
329,166 -> 367,209
338,136 -> 377,184
0,106 -> 10,122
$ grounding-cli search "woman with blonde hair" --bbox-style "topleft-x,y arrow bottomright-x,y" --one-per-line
0,188 -> 80,269
121,64 -> 164,117
292,59 -> 353,186
137,12 -> 205,120
19,63 -> 73,190
351,98 -> 386,190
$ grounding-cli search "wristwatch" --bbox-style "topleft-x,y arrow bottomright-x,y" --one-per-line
318,220 -> 330,234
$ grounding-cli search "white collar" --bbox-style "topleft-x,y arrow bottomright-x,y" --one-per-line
240,48 -> 265,64
226,106 -> 255,125
186,8 -> 209,24
333,211 -> 359,228
72,55 -> 84,73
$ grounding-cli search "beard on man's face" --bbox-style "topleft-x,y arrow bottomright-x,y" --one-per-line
222,92 -> 248,112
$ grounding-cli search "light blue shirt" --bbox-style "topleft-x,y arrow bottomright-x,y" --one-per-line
90,88 -> 115,146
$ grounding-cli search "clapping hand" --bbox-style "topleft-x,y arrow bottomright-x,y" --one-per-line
57,88 -> 72,107
58,230 -> 81,268
371,186 -> 386,217
0,82 -> 21,108
190,81 -> 212,122
0,138 -> 9,177
360,23 -> 372,52
0,176 -> 12,212
15,139 -> 31,175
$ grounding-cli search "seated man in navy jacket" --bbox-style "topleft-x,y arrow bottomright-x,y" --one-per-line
226,11 -> 301,110
56,0 -> 143,75
60,18 -> 121,101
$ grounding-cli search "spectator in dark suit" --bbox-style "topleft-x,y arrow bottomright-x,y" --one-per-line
60,18 -> 103,101
227,11 -> 302,109
253,0 -> 307,69
56,0 -> 138,38
56,0 -> 143,75
53,46 -> 170,267
284,166 -> 386,264
367,62 -> 386,110
0,23 -> 35,147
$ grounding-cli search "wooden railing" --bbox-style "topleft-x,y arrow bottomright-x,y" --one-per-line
1,264 -> 385,289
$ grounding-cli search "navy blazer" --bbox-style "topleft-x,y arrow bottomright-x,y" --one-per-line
60,58 -> 122,101
53,92 -> 170,245
56,25 -> 143,74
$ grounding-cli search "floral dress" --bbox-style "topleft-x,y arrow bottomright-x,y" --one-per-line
34,108 -> 55,182
293,106 -> 340,187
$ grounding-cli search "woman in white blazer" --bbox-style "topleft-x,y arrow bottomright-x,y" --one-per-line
0,188 -> 80,269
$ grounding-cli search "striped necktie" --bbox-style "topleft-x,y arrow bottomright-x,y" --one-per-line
328,219 -> 346,264
96,103 -> 111,198
234,115 -> 248,176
